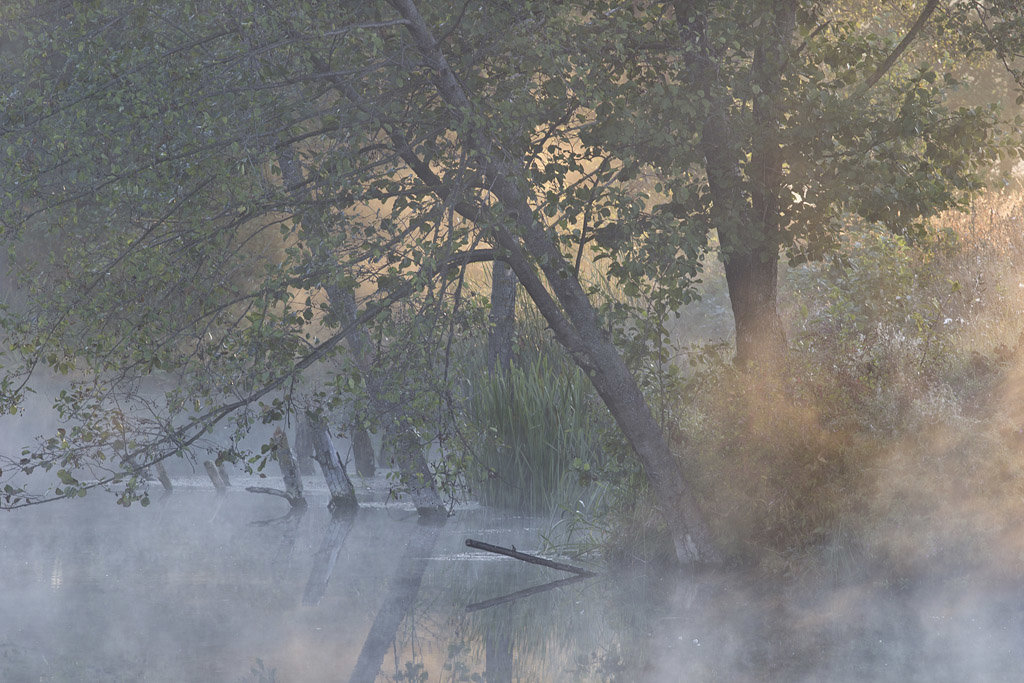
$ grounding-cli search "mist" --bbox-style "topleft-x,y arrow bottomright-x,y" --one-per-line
5,0 -> 1024,680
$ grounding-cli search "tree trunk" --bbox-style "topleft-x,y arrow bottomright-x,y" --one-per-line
684,1 -> 792,368
273,426 -> 306,507
487,260 -> 517,375
306,414 -> 358,513
292,415 -> 317,475
701,105 -> 787,367
203,460 -> 226,492
332,286 -> 445,516
349,413 -> 376,478
722,249 -> 786,367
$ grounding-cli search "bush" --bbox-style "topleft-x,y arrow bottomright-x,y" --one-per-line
670,189 -> 1024,574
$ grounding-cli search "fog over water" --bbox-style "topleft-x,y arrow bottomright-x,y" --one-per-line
1,465 -> 1022,681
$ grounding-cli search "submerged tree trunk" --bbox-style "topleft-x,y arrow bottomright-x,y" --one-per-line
247,427 -> 307,508
292,415 -> 317,475
203,460 -> 226,492
488,260 -> 517,375
273,427 -> 304,505
349,414 -> 376,478
333,286 -> 445,516
305,414 -> 357,512
154,462 -> 173,492
278,146 -> 443,515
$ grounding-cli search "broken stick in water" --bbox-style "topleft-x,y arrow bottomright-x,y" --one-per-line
464,538 -> 596,577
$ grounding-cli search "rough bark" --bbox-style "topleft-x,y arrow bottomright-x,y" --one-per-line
246,427 -> 307,508
216,462 -> 231,487
203,460 -> 226,492
487,260 -> 517,375
348,413 -> 376,478
154,462 -> 173,492
305,414 -> 358,512
273,427 -> 304,504
387,0 -> 718,564
721,251 -> 786,367
333,285 -> 444,515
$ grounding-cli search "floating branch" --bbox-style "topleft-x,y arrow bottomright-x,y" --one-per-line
464,538 -> 596,577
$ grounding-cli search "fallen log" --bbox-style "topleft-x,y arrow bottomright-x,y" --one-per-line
464,539 -> 596,577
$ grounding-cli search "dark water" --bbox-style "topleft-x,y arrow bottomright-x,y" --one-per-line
1,478 -> 1022,682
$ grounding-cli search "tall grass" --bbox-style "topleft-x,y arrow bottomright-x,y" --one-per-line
467,354 -> 614,515
458,293 -> 620,517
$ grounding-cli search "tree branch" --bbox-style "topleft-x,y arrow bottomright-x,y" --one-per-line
857,0 -> 940,95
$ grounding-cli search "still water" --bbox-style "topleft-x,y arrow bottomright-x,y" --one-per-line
1,475 -> 1022,681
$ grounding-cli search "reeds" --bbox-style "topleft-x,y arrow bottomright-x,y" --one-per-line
467,354 -> 610,514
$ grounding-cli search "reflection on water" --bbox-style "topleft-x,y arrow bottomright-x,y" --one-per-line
0,484 -> 1022,681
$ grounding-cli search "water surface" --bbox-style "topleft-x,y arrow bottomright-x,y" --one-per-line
1,479 -> 1021,681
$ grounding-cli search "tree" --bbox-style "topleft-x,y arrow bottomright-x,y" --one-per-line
575,0 -> 1020,365
1,0 -> 1022,565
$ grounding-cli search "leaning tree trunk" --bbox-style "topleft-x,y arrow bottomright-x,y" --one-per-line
333,287 -> 445,515
386,0 -> 719,564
